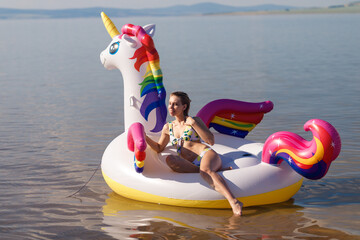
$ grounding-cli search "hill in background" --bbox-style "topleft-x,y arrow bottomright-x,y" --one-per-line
0,2 -> 359,19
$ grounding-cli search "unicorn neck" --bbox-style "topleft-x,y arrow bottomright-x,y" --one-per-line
119,39 -> 167,133
121,64 -> 167,134
121,69 -> 148,132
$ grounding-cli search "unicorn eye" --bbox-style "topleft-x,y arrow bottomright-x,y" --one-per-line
109,42 -> 119,55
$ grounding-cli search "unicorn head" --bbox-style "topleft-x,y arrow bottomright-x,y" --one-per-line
100,12 -> 167,133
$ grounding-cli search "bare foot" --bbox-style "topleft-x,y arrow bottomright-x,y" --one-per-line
230,199 -> 243,216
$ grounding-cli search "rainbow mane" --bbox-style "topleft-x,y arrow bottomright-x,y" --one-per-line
122,24 -> 167,133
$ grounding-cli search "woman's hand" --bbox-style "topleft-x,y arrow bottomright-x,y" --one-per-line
187,117 -> 215,145
185,116 -> 196,126
145,123 -> 170,153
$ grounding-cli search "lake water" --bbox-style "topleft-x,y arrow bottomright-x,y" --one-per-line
0,13 -> 359,239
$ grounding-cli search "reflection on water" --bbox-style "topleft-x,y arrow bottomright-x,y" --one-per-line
101,192 -> 359,240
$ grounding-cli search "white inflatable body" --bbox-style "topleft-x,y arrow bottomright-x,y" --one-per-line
102,132 -> 303,208
99,13 -> 340,209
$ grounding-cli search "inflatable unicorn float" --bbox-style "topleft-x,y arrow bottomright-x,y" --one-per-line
99,12 -> 341,209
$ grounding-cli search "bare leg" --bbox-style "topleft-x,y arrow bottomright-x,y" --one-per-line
166,155 -> 199,173
199,150 -> 243,216
165,153 -> 242,215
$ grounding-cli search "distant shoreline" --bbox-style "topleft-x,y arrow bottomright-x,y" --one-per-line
213,4 -> 360,16
1,3 -> 359,20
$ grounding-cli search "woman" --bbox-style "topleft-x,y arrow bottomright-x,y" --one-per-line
145,91 -> 243,216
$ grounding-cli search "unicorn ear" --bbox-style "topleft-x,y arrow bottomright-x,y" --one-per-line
122,35 -> 137,48
143,24 -> 156,37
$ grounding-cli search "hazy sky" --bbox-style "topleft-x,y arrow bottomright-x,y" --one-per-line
0,0 -> 353,9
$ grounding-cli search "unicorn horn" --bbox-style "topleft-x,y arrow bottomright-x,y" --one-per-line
101,12 -> 120,38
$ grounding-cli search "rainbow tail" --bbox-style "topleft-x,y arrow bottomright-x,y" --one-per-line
262,119 -> 341,180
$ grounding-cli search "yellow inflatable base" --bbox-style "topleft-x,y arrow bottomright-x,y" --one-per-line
103,171 -> 303,208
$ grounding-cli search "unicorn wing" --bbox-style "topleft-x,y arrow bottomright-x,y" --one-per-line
196,99 -> 274,138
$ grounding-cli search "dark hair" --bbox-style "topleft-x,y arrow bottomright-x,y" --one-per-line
170,91 -> 191,116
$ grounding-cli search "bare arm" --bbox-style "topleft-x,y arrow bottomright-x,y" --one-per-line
186,116 -> 215,145
145,123 -> 170,153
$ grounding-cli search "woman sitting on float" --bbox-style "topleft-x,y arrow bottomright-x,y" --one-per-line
145,91 -> 243,216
